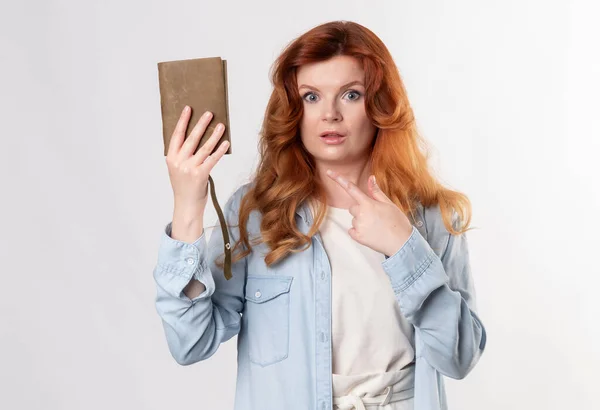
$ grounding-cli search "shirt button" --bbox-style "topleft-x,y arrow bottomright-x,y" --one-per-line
255,290 -> 262,298
416,220 -> 423,227
321,271 -> 326,280
186,258 -> 195,265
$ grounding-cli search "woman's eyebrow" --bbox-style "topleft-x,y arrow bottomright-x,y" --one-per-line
298,80 -> 364,91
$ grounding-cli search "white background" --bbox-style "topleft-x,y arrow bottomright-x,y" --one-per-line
1,0 -> 598,409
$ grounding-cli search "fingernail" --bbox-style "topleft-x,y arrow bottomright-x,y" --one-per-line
203,111 -> 212,119
184,105 -> 189,113
216,123 -> 224,131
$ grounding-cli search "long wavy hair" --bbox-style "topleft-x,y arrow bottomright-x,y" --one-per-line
215,20 -> 473,270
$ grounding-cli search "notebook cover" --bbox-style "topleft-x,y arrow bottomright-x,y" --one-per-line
157,56 -> 232,156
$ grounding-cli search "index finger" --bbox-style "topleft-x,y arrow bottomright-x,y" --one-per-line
325,169 -> 370,205
167,106 -> 191,156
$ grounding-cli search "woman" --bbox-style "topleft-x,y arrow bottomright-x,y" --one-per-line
153,20 -> 486,410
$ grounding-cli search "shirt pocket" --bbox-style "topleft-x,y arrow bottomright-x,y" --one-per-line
244,275 -> 293,367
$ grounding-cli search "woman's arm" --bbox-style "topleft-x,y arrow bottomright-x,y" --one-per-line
381,206 -> 487,379
152,186 -> 247,365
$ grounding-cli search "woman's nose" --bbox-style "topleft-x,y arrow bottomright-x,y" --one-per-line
321,101 -> 342,122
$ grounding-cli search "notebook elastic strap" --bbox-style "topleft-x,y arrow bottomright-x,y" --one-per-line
207,174 -> 232,280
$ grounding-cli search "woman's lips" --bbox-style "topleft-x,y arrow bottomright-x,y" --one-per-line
320,134 -> 346,144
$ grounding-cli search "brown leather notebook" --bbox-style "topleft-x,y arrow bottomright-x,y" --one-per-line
157,56 -> 233,280
157,56 -> 232,156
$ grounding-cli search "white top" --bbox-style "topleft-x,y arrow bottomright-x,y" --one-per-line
311,202 -> 416,401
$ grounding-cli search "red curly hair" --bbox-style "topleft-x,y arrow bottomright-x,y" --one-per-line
215,20 -> 473,270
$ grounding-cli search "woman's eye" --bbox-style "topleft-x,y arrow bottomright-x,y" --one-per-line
303,92 -> 318,102
345,90 -> 361,101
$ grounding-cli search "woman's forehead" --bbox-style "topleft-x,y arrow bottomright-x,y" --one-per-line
296,57 -> 365,88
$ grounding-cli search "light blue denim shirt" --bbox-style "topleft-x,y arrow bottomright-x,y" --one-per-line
153,183 -> 486,410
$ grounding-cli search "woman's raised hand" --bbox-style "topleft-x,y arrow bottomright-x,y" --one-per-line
166,106 -> 229,207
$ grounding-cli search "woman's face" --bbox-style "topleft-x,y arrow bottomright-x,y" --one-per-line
297,55 -> 377,169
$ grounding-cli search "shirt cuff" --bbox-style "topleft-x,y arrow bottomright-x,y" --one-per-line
156,221 -> 208,279
381,225 -> 438,292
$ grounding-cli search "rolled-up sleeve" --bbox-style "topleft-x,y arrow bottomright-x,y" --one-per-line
381,209 -> 487,379
153,188 -> 247,365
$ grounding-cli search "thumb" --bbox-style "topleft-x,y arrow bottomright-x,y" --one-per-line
369,175 -> 388,202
